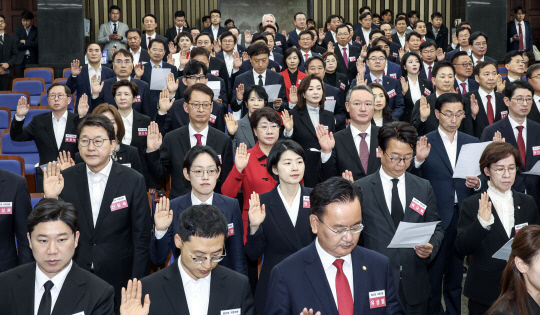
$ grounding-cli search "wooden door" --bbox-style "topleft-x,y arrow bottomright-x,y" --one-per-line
2,0 -> 38,35
508,0 -> 539,48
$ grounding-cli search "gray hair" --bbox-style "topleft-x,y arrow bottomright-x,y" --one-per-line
346,84 -> 374,102
262,14 -> 276,23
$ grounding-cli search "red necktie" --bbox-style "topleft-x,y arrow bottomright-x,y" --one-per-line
460,83 -> 467,94
333,259 -> 354,315
359,133 -> 369,173
343,47 -> 349,67
421,39 -> 425,43
428,66 -> 432,81
194,134 -> 203,145
148,37 -> 152,45
304,53 -> 309,61
486,95 -> 494,125
518,23 -> 524,51
375,78 -> 380,84
516,126 -> 526,167
178,28 -> 181,34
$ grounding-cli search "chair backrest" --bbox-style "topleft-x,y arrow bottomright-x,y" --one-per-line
40,91 -> 75,111
12,78 -> 45,106
53,78 -> 67,84
0,107 -> 10,131
0,91 -> 31,111
1,131 -> 39,154
0,155 -> 25,176
23,108 -> 51,127
63,68 -> 71,78
24,67 -> 54,84
498,66 -> 508,74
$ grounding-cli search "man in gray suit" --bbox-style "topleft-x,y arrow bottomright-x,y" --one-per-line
354,121 -> 444,314
97,5 -> 129,62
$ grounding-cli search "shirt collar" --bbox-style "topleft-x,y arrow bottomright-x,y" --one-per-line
350,123 -> 371,137
52,110 -> 68,123
117,76 -> 131,81
252,69 -> 266,80
178,258 -> 212,286
380,166 -> 406,182
212,25 -> 219,31
150,60 -> 163,68
130,48 -> 141,55
315,236 -> 352,271
191,191 -> 213,205
86,157 -> 113,177
477,87 -> 494,99
508,115 -> 527,129
122,109 -> 134,124
455,76 -> 467,85
338,44 -> 348,51
147,33 -> 156,40
35,260 -> 73,292
306,104 -> 320,113
369,72 -> 383,82
88,64 -> 102,72
188,123 -> 209,138
437,126 -> 458,144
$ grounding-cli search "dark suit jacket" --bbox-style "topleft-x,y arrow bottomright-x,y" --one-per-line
273,32 -> 289,52
411,130 -> 479,229
10,111 -> 79,167
401,76 -> 433,123
352,75 -> 405,120
324,83 -> 347,130
322,124 -> 381,181
141,34 -> 169,60
528,100 -> 540,124
445,48 -> 466,62
480,117 -> 540,206
202,25 -> 224,40
231,69 -> 288,112
127,110 -> 155,188
321,31 -> 335,48
149,192 -> 247,275
66,65 -> 116,112
237,59 -> 282,75
245,184 -> 315,313
208,57 -> 230,97
323,71 -> 348,94
146,125 -> 233,198
298,51 -> 321,72
456,191 -> 540,305
155,98 -> 226,134
139,61 -> 178,119
353,29 -> 370,47
138,48 -> 151,63
0,170 -> 32,272
287,29 -> 300,48
507,20 -> 534,52
454,78 -> 479,95
165,26 -> 189,43
365,61 -> 403,80
0,262 -> 115,315
265,241 -> 405,315
141,262 -> 254,315
92,77 -> 152,117
334,44 -> 361,82
392,33 -> 405,48
59,162 -> 151,309
0,33 -> 19,71
271,51 -> 284,70
14,25 -> 38,65
426,23 -> 449,52
464,90 -> 506,138
354,171 -> 444,305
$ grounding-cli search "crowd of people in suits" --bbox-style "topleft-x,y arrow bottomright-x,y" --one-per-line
1,3 -> 540,315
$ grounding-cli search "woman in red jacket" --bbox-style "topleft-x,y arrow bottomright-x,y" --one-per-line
280,47 -> 306,100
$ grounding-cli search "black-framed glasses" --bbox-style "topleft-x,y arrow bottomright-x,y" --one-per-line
79,138 -> 109,147
186,75 -> 206,81
439,111 -> 464,119
48,94 -> 68,100
190,169 -> 219,177
317,216 -> 363,236
188,102 -> 212,109
182,240 -> 226,264
384,152 -> 414,164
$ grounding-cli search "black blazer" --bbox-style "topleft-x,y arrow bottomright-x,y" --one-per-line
127,110 -> 154,189
155,98 -> 226,134
286,107 -> 336,188
0,33 -> 19,71
464,90 -> 506,138
0,262 -> 114,315
202,25 -> 225,40
66,65 -> 116,111
165,26 -> 189,43
322,124 -> 381,181
14,25 -> 38,65
141,262 -> 255,315
528,100 -> 540,124
454,78 -> 480,95
0,170 -> 33,272
139,61 -> 178,119
392,33 -> 405,48
59,162 -> 151,309
10,111 -> 79,167
323,71 -> 349,94
146,125 -> 233,198
321,31 -> 335,48
456,190 -> 540,305
92,77 -> 152,117
74,143 -> 143,175
245,184 -> 315,313
354,171 -> 444,305
138,48 -> 151,63
174,74 -> 228,105
401,76 -> 433,123
426,23 -> 449,52
231,69 -> 288,112
334,44 -> 361,82
141,34 -> 169,60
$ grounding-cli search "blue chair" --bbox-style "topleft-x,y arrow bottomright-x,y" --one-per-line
498,66 -> 508,74
0,155 -> 25,176
24,67 -> 54,90
1,131 -> 39,175
31,197 -> 43,208
0,91 -> 31,111
522,76 -> 527,81
0,107 -> 11,133
40,92 -> 74,111
63,68 -> 71,78
12,78 -> 45,106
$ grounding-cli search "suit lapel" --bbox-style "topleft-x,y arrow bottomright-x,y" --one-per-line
238,117 -> 255,148
52,264 -> 86,315
44,113 -> 59,153
82,66 -> 91,95
474,90 -> 490,127
352,249 -> 367,314
295,186 -> 313,245
12,263 -> 35,315
430,131 -> 453,173
510,192 -> 524,237
340,127 -> 363,172
268,186 -> 304,250
367,124 -> 379,174
207,266 -> 228,314
94,163 -> 123,231
371,172 -> 396,231
403,173 -> 416,221
297,109 -> 317,137
304,243 -> 338,315
163,263 -> 190,314
495,93 -> 505,120
75,166 -> 94,233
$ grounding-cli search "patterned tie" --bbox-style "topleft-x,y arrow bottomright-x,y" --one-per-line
333,259 -> 354,315
428,66 -> 432,81
486,95 -> 494,125
37,280 -> 54,315
113,23 -> 117,33
154,64 -> 160,69
342,47 -> 348,67
194,134 -> 203,145
516,126 -> 526,167
518,23 -> 524,51
359,133 -> 369,173
391,178 -> 404,228
460,83 -> 467,94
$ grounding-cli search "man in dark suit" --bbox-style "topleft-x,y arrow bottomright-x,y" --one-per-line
14,10 -> 38,77
353,12 -> 374,46
481,80 -> 540,206
426,12 -> 449,51
321,15 -> 341,48
452,51 -> 479,94
231,42 -> 287,112
418,40 -> 439,81
445,26 -> 472,62
469,32 -> 497,65
287,12 -> 307,48
223,26 -> 247,54
411,93 -> 480,315
297,30 -> 321,72
0,170 -> 32,272
0,199 -> 115,315
0,14 -> 19,90
320,85 -> 381,181
413,21 -> 435,43
67,42 -> 116,112
140,14 -> 169,59
147,83 -> 233,198
371,31 -> 401,66
504,50 -> 525,83
527,64 -> 540,124
507,6 -> 534,52
43,115 -> 151,312
126,28 -> 150,66
252,14 -> 288,52
355,122 -> 444,313
215,31 -> 242,95
165,10 -> 188,44
194,33 -> 230,90
235,34 -> 282,76
366,36 -> 403,80
334,24 -> 361,82
265,177 -> 405,315
262,32 -> 284,70
202,9 -> 224,40
11,82 -> 79,192
392,16 -> 408,48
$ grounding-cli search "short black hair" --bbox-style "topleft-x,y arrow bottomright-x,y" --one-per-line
252,34 -> 268,44
184,60 -> 208,76
184,83 -> 214,103
202,15 -> 210,23
223,26 -> 239,34
190,47 -> 210,60
408,10 -> 420,18
77,114 -> 116,146
262,24 -> 277,33
310,177 -> 363,218
224,19 -> 234,26
176,31 -> 193,45
108,5 -> 121,14
305,55 -> 325,70
456,26 -> 471,37
413,20 -> 426,29
142,13 -> 157,23
504,80 -> 534,99
359,5 -> 371,13
210,9 -> 221,17
432,60 -> 455,77
248,41 -> 270,57
366,46 -> 387,59
21,10 -> 34,20
242,85 -> 268,109
111,80 -> 138,97
112,48 -> 133,63
183,145 -> 221,171
294,12 -> 306,21
336,24 -> 349,34
514,6 -> 526,14
396,12 -> 407,19
47,82 -> 71,96
469,31 -> 488,45
450,50 -> 470,63
406,31 -> 422,42
266,139 -> 306,181
473,61 -> 497,76
176,204 -> 228,241
0,15 -> 5,21
196,32 -> 213,42
148,37 -> 166,50
381,9 -> 393,16
27,199 -> 78,235
260,31 -> 275,41
369,29 -> 385,40
420,40 -> 437,51
219,31 -> 236,44
299,30 -> 314,40
283,47 -> 302,70
526,63 -> 540,80
435,93 -> 464,112
504,50 -> 523,65
378,121 -> 418,152
359,12 -> 372,21
372,36 -> 391,47
431,12 -> 443,20
400,52 -> 423,76
125,28 -> 142,38
326,14 -> 340,25
174,10 -> 186,18
395,16 -> 407,24
85,41 -> 102,52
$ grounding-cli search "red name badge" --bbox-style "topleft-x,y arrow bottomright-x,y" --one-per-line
303,196 -> 310,208
297,79 -> 302,85
390,74 -> 397,79
501,111 -> 508,119
534,146 -> 540,156
65,134 -> 77,143
424,88 -> 431,96
135,95 -> 141,103
326,96 -> 335,101
515,223 -> 528,233
0,202 -> 13,215
138,128 -> 148,136
209,114 -> 217,123
211,70 -> 219,76
228,223 -> 235,236
387,89 -> 397,98
275,41 -> 282,46
376,148 -> 380,158
323,125 -> 329,131
110,196 -> 128,212
392,52 -> 398,58
218,154 -> 222,164
369,290 -> 386,309
349,56 -> 356,63
410,197 -> 427,216
340,83 -> 346,90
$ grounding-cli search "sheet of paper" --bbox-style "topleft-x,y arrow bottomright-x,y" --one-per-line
522,161 -> 540,175
452,141 -> 492,179
387,221 -> 440,248
207,81 -> 221,100
325,100 -> 336,113
264,84 -> 281,102
492,238 -> 513,261
150,68 -> 171,90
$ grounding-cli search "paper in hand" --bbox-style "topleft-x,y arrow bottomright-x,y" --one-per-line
492,238 -> 513,261
453,141 -> 492,179
264,84 -> 281,102
207,81 -> 221,100
522,161 -> 540,175
387,221 -> 440,248
150,68 -> 171,90
325,100 -> 336,112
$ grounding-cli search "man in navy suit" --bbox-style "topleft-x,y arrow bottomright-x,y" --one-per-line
452,51 -> 479,94
334,24 -> 361,82
287,12 -> 307,48
67,42 -> 115,112
140,14 -> 169,60
445,27 -> 472,62
14,10 -> 38,77
261,31 -> 284,70
507,6 -> 534,52
366,37 -> 403,80
469,32 -> 497,65
265,177 -> 405,315
165,10 -> 188,44
0,14 -> 19,90
298,30 -> 321,72
321,15 -> 341,48
353,12 -> 374,46
527,64 -> 540,124
235,35 -> 282,76
411,93 -> 480,315
371,31 -> 401,65
419,40 -> 438,81
202,9 -> 224,41
504,50 -> 526,83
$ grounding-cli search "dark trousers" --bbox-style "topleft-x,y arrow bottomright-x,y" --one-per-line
427,205 -> 463,315
399,279 -> 429,315
0,74 -> 10,91
468,299 -> 490,315
16,55 -> 33,78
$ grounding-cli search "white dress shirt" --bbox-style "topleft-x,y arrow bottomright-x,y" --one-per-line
146,32 -> 156,48
423,62 -> 434,79
455,77 -> 469,94
534,94 -> 540,111
370,72 -> 383,84
52,111 -> 69,150
479,182 -> 514,237
277,184 -> 301,227
508,115 -> 527,148
252,69 -> 266,86
121,109 -> 134,145
88,64 -> 102,94
321,123 -> 371,164
438,127 -> 459,203
176,26 -> 184,34
179,258 -> 211,315
87,158 -> 113,226
315,236 -> 354,308
223,51 -> 236,76
34,261 -> 73,315
512,19 -> 527,50
471,54 -> 485,65
188,123 -> 209,147
130,48 -> 142,65
361,28 -> 371,45
300,50 -> 312,62
478,88 -> 497,118
396,33 -> 406,48
408,76 -> 422,105
211,25 -> 219,42
330,30 -> 337,43
379,168 -> 406,214
338,44 -> 349,63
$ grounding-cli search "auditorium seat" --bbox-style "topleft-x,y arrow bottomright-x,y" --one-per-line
498,66 -> 508,74
24,67 -> 54,90
63,68 -> 71,78
0,155 -> 25,176
12,78 -> 45,106
0,107 -> 11,134
0,130 -> 39,176
0,91 -> 31,112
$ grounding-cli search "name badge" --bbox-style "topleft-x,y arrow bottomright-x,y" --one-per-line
392,52 -> 398,58
409,197 -> 427,215
424,88 -> 431,96
390,74 -> 397,79
122,163 -> 132,168
110,196 -> 128,212
326,96 -> 335,101
71,312 -> 85,315
135,95 -> 141,102
349,56 -> 356,62
275,41 -> 282,46
65,134 -> 77,143
209,114 -> 217,123
228,223 -> 235,236
340,82 -> 346,90
387,89 -> 397,98
211,70 -> 219,76
218,154 -> 222,164
0,202 -> 13,215
533,146 -> 540,156
376,148 -> 380,158
303,196 -> 310,208
221,309 -> 241,315
369,290 -> 386,309
501,111 -> 508,119
323,125 -> 329,131
138,128 -> 148,136
297,79 -> 302,85
515,223 -> 528,233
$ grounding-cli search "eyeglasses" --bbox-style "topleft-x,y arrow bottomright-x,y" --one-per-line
188,102 -> 212,109
182,240 -> 226,264
222,40 -> 235,44
186,75 -> 206,81
190,168 -> 219,177
422,49 -> 436,54
439,111 -> 464,119
458,34 -> 470,39
79,138 -> 109,147
197,41 -> 211,45
530,75 -> 540,80
0,21 -> 5,24
473,42 -> 487,47
48,94 -> 67,100
257,124 -> 280,132
300,37 -> 312,42
369,56 -> 386,62
384,152 -> 414,164
511,97 -> 533,104
317,216 -> 363,236
490,167 -> 517,175
454,62 -> 473,67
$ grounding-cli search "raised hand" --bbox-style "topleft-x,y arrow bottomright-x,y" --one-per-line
341,170 -> 354,183
497,74 -> 506,93
478,191 -> 492,222
360,44 -> 368,60
356,58 -> 366,76
91,74 -> 104,96
179,50 -> 189,68
398,47 -> 405,61
15,96 -> 29,118
166,53 -> 174,65
282,110 -> 294,132
158,88 -> 175,114
436,48 -> 446,61
404,42 -> 410,52
244,30 -> 252,44
71,59 -> 82,76
78,93 -> 89,118
452,32 -> 458,46
154,197 -> 173,231
234,143 -> 250,173
111,48 -> 118,56
492,131 -> 506,143
213,40 -> 221,53
233,51 -> 242,70
316,124 -> 335,154
453,86 -> 460,94
400,77 -> 409,94
415,136 -> 431,163
43,162 -> 64,199
224,113 -> 238,135
57,151 -> 75,171
236,83 -> 245,102
289,86 -> 298,104
120,279 -> 150,315
470,94 -> 479,118
355,37 -> 362,45
248,192 -> 266,234
242,51 -> 249,61
318,28 -> 326,42
146,121 -> 162,152
355,72 -> 367,86
168,41 -> 177,54
134,63 -> 145,79
300,308 -> 321,315
327,41 -> 334,52
166,72 -> 179,93
419,96 -> 431,121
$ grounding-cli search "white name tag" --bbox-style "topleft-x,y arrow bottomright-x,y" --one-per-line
122,163 -> 132,168
221,309 -> 241,315
515,223 -> 528,233
501,111 -> 508,119
0,202 -> 13,215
